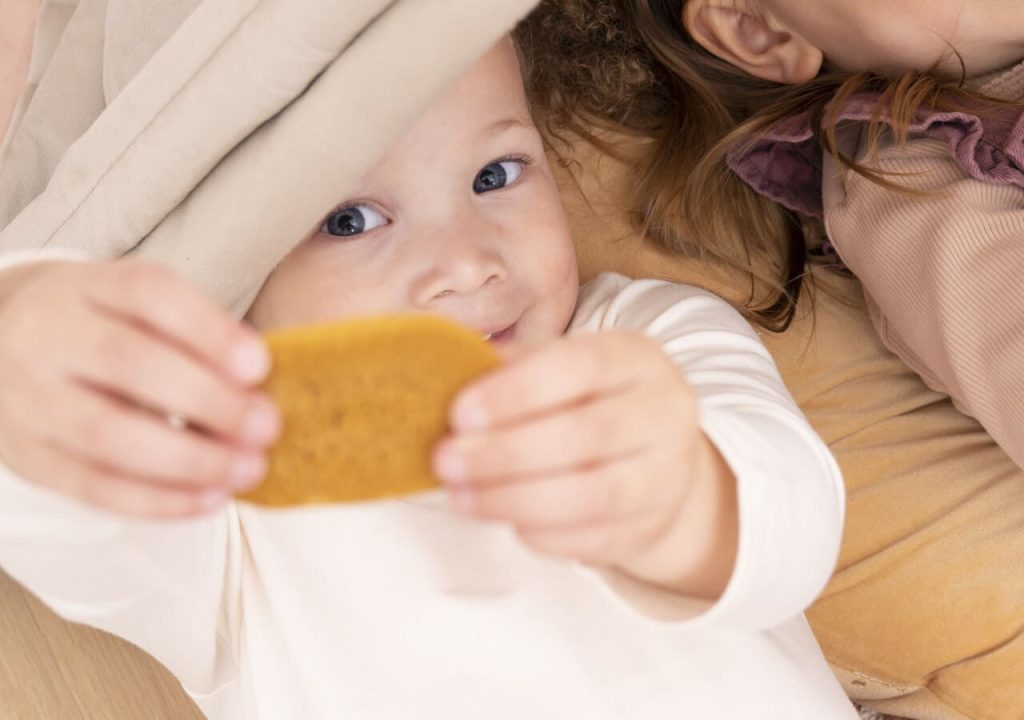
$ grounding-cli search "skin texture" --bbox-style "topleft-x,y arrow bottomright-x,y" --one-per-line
685,0 -> 1024,81
248,39 -> 738,599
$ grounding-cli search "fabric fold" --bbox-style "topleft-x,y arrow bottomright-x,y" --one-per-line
728,92 -> 1024,220
0,0 -> 542,312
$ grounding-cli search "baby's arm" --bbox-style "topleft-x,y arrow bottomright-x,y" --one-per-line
0,256 -> 273,696
435,274 -> 844,629
823,137 -> 1024,468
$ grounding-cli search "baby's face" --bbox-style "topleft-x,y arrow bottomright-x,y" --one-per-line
248,39 -> 579,346
762,0 -> 1023,77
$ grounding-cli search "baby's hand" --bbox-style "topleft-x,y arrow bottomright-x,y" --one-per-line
434,331 -> 735,593
0,259 -> 280,518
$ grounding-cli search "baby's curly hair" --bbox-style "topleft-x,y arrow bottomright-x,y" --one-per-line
514,0 -> 807,332
514,1 -> 665,139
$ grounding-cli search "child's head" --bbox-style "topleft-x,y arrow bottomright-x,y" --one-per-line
515,0 -> 1024,333
665,0 -> 1024,278
248,38 -> 579,344
682,0 -> 1021,80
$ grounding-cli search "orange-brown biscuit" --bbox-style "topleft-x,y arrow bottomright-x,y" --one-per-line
238,315 -> 500,507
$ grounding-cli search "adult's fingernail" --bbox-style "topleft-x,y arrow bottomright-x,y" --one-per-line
231,339 -> 270,383
231,453 -> 267,489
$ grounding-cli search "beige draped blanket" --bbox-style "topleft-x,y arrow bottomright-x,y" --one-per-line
0,0 -> 540,313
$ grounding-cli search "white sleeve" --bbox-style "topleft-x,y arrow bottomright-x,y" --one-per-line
571,273 -> 845,630
0,462 -> 241,696
0,247 -> 93,269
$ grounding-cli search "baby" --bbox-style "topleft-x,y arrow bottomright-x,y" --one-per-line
0,37 -> 854,719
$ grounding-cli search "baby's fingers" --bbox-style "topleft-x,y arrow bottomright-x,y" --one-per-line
47,384 -> 266,491
450,455 -> 650,527
16,440 -> 227,519
435,386 -> 659,483
87,259 -> 270,384
74,312 -> 278,447
451,332 -> 658,432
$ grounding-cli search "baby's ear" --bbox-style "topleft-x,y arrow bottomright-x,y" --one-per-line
682,0 -> 823,84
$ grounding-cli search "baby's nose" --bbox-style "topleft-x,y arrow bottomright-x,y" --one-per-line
415,235 -> 507,303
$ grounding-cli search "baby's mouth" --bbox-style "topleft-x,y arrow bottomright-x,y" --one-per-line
481,322 -> 517,345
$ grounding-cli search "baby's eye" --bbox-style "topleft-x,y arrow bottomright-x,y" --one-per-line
473,160 -> 525,194
321,204 -> 388,237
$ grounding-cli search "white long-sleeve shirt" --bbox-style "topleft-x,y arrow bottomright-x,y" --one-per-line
0,272 -> 854,719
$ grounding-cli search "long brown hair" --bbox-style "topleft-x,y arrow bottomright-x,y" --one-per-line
516,0 -> 1018,331
516,0 -> 806,330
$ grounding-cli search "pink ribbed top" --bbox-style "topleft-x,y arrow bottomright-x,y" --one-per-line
821,61 -> 1024,468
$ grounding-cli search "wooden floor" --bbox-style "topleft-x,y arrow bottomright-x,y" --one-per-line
0,569 -> 202,720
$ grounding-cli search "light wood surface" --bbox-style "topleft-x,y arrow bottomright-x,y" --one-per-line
0,569 -> 203,720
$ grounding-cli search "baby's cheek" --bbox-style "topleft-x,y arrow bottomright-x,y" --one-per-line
550,256 -> 581,333
554,237 -> 579,291
246,283 -> 280,332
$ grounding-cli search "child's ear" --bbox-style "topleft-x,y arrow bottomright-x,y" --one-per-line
682,0 -> 823,84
